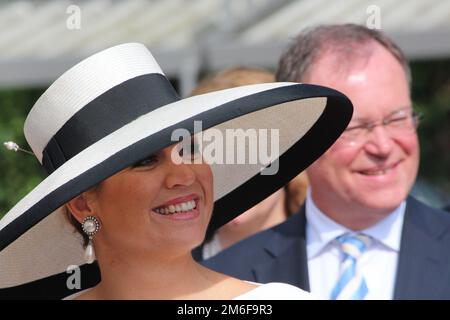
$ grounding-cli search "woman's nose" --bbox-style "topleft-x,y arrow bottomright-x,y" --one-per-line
163,147 -> 196,189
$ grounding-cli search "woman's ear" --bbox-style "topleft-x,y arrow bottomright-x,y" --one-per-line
66,192 -> 97,224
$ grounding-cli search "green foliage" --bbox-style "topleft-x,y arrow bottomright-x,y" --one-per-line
0,88 -> 46,217
411,59 -> 450,193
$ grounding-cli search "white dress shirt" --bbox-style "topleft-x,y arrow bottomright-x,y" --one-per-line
305,188 -> 405,300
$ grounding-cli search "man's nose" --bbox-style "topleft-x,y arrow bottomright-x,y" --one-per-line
363,125 -> 394,157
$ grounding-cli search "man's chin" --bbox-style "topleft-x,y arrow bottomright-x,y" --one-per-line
357,193 -> 406,214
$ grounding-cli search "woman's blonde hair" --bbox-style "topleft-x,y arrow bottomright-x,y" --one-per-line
191,67 -> 275,96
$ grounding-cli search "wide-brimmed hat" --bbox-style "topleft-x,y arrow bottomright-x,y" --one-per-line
0,43 -> 352,298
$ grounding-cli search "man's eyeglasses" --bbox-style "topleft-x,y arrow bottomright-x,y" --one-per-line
340,107 -> 421,146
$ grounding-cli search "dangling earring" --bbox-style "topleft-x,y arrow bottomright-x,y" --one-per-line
82,216 -> 101,264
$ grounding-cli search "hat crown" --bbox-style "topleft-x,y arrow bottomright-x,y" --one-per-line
23,43 -> 180,174
24,43 -> 166,164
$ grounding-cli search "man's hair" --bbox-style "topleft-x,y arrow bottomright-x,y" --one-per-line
276,24 -> 411,84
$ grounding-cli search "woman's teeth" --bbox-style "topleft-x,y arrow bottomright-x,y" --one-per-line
154,200 -> 197,215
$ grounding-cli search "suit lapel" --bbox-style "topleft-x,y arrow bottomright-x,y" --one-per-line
394,197 -> 449,299
247,197 -> 450,298
252,207 -> 310,291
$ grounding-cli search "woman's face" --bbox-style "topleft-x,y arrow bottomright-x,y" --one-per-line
73,142 -> 214,259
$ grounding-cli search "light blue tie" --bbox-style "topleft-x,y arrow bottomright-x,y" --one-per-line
330,233 -> 371,300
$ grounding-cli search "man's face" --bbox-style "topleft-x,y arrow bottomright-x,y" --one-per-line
305,43 -> 419,222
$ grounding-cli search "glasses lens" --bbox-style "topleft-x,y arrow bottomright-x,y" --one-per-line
340,108 -> 420,146
385,110 -> 419,135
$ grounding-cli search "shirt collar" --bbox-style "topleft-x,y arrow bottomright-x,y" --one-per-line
305,188 -> 405,259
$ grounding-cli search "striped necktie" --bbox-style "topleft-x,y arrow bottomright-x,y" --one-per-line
330,233 -> 371,300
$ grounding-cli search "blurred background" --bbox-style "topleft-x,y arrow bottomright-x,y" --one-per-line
1,0 -> 449,216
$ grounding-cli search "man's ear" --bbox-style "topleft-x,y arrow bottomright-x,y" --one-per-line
66,192 -> 97,224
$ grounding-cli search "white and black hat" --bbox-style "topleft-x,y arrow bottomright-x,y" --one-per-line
0,43 -> 352,298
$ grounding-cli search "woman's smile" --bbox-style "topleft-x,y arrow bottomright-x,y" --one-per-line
152,193 -> 201,220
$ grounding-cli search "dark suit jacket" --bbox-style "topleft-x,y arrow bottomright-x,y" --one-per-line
198,196 -> 450,299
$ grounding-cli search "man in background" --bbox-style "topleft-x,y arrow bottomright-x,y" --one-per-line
202,24 -> 450,299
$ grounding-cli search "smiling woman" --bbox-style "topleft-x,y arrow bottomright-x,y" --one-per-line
0,43 -> 352,299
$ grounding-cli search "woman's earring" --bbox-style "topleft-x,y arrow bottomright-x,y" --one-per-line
82,216 -> 101,264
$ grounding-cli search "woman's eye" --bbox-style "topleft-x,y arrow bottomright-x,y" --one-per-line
133,155 -> 158,168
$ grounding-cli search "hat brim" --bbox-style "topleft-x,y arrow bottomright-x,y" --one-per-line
0,82 -> 352,298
